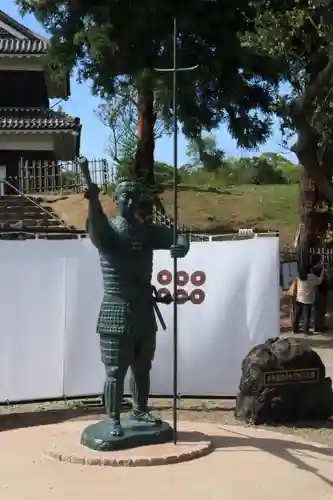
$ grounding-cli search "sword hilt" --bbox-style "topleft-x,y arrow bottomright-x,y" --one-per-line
152,285 -> 173,304
152,285 -> 191,304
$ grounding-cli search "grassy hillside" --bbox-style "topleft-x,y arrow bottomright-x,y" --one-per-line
45,183 -> 299,248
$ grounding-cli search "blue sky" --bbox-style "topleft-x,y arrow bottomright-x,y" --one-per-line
4,0 -> 297,165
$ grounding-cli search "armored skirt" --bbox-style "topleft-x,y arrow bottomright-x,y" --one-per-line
97,295 -> 158,367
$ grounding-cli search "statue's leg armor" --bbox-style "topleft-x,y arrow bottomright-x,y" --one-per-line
129,332 -> 157,416
100,335 -> 131,423
104,366 -> 126,422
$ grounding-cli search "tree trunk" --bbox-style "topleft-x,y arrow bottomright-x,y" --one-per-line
290,55 -> 333,208
291,55 -> 333,324
299,169 -> 320,247
294,124 -> 332,244
135,87 -> 166,218
136,87 -> 155,185
292,124 -> 321,278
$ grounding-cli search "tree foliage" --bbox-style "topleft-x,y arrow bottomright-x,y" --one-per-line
186,135 -> 225,172
179,148 -> 300,185
16,0 -> 282,147
216,153 -> 299,185
96,83 -> 170,164
118,160 -> 181,186
18,0 -> 333,244
242,0 -> 333,200
238,0 -> 333,247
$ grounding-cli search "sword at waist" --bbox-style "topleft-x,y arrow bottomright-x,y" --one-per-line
151,285 -> 171,331
153,300 -> 167,331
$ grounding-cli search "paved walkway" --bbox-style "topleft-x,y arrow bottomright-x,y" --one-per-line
1,420 -> 333,500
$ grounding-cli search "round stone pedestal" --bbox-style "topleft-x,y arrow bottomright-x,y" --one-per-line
81,416 -> 173,452
44,420 -> 213,466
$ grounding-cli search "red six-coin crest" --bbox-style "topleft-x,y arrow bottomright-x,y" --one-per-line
156,269 -> 206,305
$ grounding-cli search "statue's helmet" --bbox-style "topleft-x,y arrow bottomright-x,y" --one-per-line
113,178 -> 154,206
114,179 -> 139,203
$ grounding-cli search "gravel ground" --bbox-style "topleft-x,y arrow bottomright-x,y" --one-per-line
2,325 -> 333,448
1,396 -> 333,447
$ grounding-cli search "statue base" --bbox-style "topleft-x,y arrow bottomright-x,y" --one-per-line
81,416 -> 173,451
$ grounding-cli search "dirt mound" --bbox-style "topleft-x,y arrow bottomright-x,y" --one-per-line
40,184 -> 292,244
41,194 -> 116,230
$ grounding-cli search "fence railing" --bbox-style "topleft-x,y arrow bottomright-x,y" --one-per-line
152,207 -> 279,241
18,158 -> 109,195
12,162 -> 281,242
282,247 -> 333,270
152,207 -> 175,228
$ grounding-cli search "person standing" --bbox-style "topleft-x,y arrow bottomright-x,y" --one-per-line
292,256 -> 324,335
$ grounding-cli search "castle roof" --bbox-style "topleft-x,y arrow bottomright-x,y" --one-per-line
0,9 -> 48,55
0,37 -> 47,54
0,107 -> 80,132
0,10 -> 70,98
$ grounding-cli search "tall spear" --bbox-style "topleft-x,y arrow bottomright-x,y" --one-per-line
155,18 -> 198,445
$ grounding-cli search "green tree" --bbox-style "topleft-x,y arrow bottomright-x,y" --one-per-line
16,0 -> 283,186
180,152 -> 301,186
243,0 -> 333,245
223,156 -> 285,185
248,156 -> 286,184
117,160 -> 180,186
259,153 -> 301,184
186,135 -> 225,172
96,82 -> 170,166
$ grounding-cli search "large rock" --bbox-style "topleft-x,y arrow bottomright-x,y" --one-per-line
235,336 -> 333,425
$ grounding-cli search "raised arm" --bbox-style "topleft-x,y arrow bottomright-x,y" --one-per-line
148,225 -> 190,258
85,184 -> 118,252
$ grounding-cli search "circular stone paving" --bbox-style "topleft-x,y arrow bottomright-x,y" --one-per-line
44,420 -> 214,467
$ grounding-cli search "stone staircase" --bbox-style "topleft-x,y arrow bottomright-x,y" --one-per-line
0,195 -> 81,238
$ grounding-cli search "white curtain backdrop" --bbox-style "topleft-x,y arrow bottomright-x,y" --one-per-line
0,241 -> 66,401
0,237 -> 280,401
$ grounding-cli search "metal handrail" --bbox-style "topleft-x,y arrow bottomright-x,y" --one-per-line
2,179 -> 72,230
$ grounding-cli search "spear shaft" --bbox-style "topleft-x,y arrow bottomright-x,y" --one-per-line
155,18 -> 198,445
